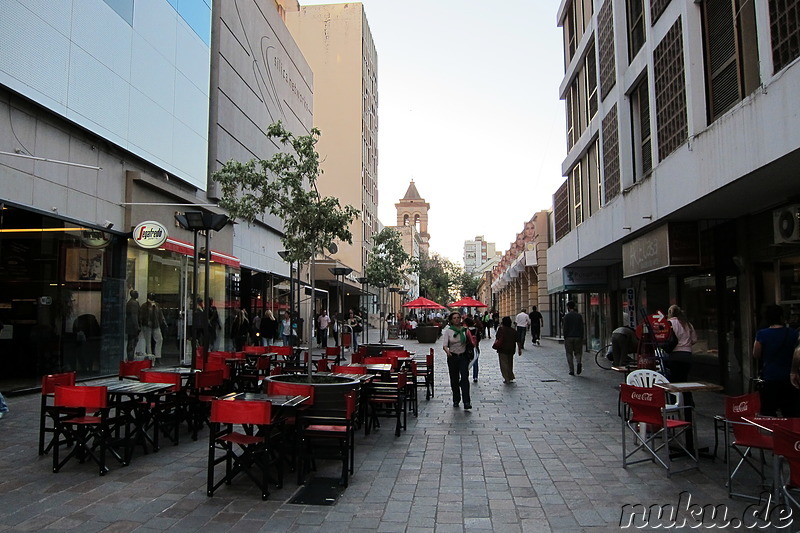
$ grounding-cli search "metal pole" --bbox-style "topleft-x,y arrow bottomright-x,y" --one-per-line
203,230 -> 211,369
191,229 -> 199,370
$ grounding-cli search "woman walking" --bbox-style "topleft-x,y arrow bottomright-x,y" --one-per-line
495,316 -> 518,384
442,311 -> 473,410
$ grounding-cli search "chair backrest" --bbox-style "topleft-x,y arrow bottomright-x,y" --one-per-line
255,356 -> 272,371
344,390 -> 357,419
54,385 -> 108,410
315,359 -> 331,372
42,371 -> 76,395
140,370 -> 182,392
332,365 -> 366,375
244,345 -> 268,355
266,381 -> 315,405
325,346 -> 341,357
773,422 -> 800,488
269,346 -> 293,357
725,392 -> 763,442
382,349 -> 409,358
194,369 -> 224,390
620,383 -> 666,426
351,351 -> 364,364
364,356 -> 391,365
119,359 -> 152,379
205,359 -> 230,380
396,371 -> 407,388
426,352 -> 434,367
626,369 -> 667,388
210,399 -> 272,425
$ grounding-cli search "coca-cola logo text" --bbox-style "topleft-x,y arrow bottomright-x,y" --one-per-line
732,401 -> 749,413
631,391 -> 653,402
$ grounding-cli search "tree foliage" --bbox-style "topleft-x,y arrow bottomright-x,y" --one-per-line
458,271 -> 481,298
419,253 -> 462,305
212,122 -> 359,263
364,228 -> 418,288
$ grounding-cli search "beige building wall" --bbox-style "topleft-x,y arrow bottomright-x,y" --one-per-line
286,3 -> 378,278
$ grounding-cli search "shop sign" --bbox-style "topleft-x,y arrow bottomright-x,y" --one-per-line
81,229 -> 112,249
563,267 -> 607,289
133,221 -> 168,249
622,222 -> 699,278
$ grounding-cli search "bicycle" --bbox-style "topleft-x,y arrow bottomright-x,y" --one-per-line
594,343 -> 614,370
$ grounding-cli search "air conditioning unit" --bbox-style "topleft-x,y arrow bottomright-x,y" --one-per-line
773,205 -> 800,244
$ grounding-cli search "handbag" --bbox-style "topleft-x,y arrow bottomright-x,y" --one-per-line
492,332 -> 503,351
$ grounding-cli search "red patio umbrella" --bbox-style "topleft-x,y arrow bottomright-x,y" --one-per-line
448,296 -> 488,308
402,296 -> 447,309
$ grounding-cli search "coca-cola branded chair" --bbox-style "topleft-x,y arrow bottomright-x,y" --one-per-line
772,420 -> 800,510
724,392 -> 772,500
620,383 -> 698,476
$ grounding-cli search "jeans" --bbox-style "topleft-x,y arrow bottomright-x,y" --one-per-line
447,353 -> 471,406
282,334 -> 292,347
141,325 -> 163,358
516,326 -> 527,348
0,392 -> 8,414
564,337 -> 582,372
471,344 -> 481,380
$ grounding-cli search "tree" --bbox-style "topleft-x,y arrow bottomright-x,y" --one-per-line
364,228 -> 418,342
458,271 -> 481,298
419,253 -> 461,306
213,121 -> 359,374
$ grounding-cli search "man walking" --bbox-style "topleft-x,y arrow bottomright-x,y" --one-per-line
515,308 -> 531,355
528,306 -> 543,346
562,301 -> 585,375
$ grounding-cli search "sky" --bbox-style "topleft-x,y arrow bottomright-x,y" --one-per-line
300,0 -> 567,264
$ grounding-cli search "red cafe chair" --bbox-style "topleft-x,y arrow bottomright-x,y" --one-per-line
620,383 -> 698,477
207,399 -> 282,500
52,385 -> 111,476
187,370 -> 225,440
297,390 -> 359,486
119,359 -> 152,380
39,371 -> 77,455
332,365 -> 367,375
139,370 -> 184,447
772,419 -> 800,511
724,392 -> 773,500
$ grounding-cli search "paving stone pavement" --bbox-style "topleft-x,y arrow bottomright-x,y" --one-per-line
0,336 -> 777,532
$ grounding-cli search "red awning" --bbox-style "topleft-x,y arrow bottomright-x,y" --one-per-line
161,238 -> 240,268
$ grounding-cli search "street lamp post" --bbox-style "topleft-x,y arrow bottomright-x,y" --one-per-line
356,276 -> 369,344
174,211 -> 229,370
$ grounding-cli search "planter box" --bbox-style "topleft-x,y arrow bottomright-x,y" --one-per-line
415,326 -> 439,344
264,374 -> 361,414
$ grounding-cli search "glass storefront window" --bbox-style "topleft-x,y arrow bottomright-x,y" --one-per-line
681,273 -> 718,359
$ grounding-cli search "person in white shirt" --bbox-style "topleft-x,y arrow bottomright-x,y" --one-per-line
317,309 -> 331,348
515,308 -> 531,355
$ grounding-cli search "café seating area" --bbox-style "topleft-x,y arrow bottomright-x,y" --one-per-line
37,343 -> 434,499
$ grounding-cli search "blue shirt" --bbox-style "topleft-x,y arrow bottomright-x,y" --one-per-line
755,326 -> 798,381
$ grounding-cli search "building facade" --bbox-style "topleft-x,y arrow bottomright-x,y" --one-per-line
285,3 -> 379,316
492,212 -> 551,331
0,0 -> 311,391
463,236 -> 497,274
550,0 -> 800,392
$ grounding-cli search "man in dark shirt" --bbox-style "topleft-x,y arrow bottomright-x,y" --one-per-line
562,301 -> 584,375
528,306 -> 544,346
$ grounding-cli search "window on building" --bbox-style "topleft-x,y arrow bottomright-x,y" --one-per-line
566,79 -> 581,149
769,0 -> 800,74
702,0 -> 760,122
554,180 -> 571,241
654,18 -> 688,161
627,0 -> 646,61
588,139 -> 602,215
586,43 -> 598,120
630,75 -> 652,180
572,164 -> 583,227
565,0 -> 578,65
602,105 -> 621,202
651,0 -> 672,24
598,0 -> 617,99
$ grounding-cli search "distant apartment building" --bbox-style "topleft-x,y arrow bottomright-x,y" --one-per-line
285,3 -> 379,315
463,236 -> 496,273
549,0 -> 800,393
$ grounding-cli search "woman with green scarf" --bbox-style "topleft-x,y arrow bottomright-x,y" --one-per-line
442,311 -> 473,409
